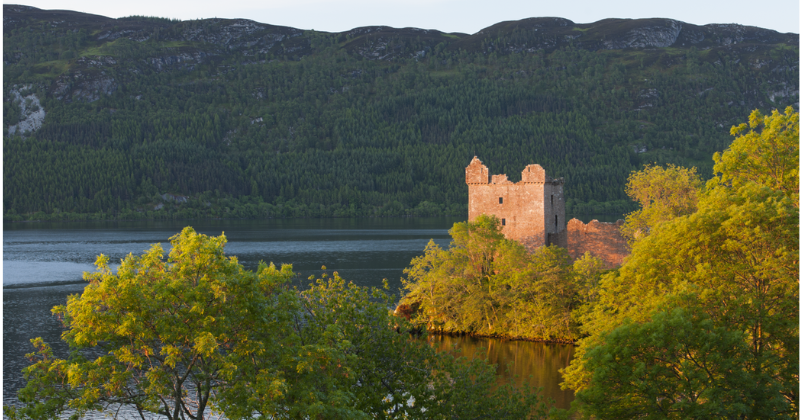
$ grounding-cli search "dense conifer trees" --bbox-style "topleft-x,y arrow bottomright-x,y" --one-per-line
4,12 -> 797,221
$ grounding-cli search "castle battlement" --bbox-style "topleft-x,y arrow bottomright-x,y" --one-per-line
466,157 -> 628,267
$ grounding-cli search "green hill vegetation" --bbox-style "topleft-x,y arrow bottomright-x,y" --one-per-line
3,5 -> 798,221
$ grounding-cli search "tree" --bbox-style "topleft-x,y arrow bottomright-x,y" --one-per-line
285,271 -> 549,419
576,307 -> 786,419
562,107 -> 799,418
619,163 -> 703,243
7,227 -> 298,420
401,214 -> 604,341
715,106 -> 798,206
8,227 -> 550,420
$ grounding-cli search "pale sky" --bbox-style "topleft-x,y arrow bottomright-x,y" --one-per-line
9,0 -> 800,34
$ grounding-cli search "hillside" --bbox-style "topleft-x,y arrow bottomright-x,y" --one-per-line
3,5 -> 798,221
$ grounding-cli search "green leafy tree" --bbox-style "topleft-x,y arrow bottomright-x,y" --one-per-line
577,307 -> 787,419
715,107 -> 798,205
7,227 -> 297,420
288,272 -> 549,419
562,107 -> 799,418
619,163 -> 703,243
401,214 -> 604,341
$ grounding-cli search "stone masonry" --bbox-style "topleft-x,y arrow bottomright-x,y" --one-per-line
466,157 -> 629,267
564,219 -> 628,267
466,157 -> 566,249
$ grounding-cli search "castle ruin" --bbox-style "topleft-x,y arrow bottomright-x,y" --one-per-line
466,157 -> 628,267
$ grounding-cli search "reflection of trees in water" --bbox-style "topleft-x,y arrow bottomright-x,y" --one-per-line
429,335 -> 575,408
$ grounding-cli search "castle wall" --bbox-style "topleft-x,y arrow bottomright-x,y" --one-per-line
466,158 -> 566,249
542,182 -> 566,238
566,219 -> 628,268
548,229 -> 568,249
468,179 -> 548,248
466,156 -> 628,268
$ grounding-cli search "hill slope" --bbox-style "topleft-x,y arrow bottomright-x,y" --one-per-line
3,5 -> 798,221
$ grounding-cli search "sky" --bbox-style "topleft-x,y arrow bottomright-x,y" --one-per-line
10,0 -> 800,34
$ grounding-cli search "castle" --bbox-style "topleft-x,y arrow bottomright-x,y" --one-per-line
466,157 -> 628,267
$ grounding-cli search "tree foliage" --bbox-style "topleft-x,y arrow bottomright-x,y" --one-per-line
619,164 -> 703,242
561,107 -> 799,419
7,227 -> 550,420
716,107 -> 799,205
400,215 -> 605,342
577,307 -> 783,419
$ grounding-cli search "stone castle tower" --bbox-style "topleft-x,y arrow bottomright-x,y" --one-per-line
466,156 -> 629,267
466,156 -> 566,249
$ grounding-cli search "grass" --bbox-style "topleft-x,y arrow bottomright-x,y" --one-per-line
80,46 -> 112,56
161,41 -> 189,48
32,60 -> 71,78
80,39 -> 192,58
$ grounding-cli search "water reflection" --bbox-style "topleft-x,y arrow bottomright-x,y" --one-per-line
430,335 -> 575,409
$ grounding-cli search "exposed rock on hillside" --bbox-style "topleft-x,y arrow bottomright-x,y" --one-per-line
602,19 -> 682,49
53,71 -> 117,102
457,17 -> 796,54
180,19 -> 303,52
7,85 -> 45,136
149,52 -> 209,71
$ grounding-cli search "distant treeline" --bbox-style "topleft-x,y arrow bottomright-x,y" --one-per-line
4,14 -> 798,221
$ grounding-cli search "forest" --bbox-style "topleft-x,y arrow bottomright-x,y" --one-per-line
3,5 -> 798,221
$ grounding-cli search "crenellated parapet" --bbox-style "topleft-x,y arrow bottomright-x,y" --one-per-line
491,174 -> 513,184
465,156 -> 489,184
520,164 -> 547,183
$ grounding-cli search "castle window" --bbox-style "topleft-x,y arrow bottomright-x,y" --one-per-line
551,195 -> 554,206
501,218 -> 506,226
555,215 -> 558,229
499,197 -> 503,204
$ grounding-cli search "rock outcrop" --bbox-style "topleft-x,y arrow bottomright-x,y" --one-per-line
7,85 -> 45,136
602,19 -> 682,49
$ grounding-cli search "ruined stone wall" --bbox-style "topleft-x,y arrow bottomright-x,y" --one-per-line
566,219 -> 629,267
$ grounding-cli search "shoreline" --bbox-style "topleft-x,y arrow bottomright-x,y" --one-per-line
424,329 -> 579,345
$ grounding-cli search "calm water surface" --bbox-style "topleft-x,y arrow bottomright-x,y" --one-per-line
4,218 -> 576,411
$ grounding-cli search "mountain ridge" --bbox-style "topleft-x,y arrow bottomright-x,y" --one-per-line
3,4 -> 798,221
4,5 -> 797,58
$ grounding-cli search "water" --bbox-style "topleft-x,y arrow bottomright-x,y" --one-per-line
3,218 -> 576,411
